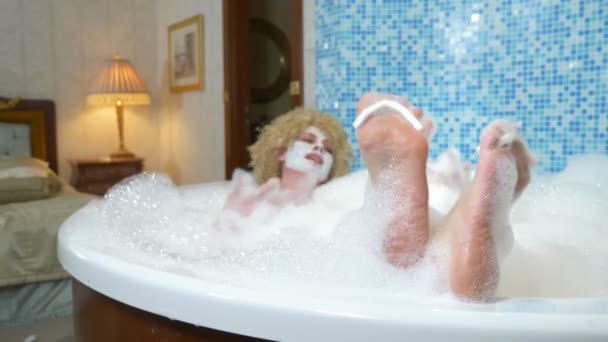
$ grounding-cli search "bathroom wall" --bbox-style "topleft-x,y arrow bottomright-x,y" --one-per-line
155,0 -> 225,184
0,0 -> 159,178
0,0 -> 317,184
303,0 -> 317,107
316,0 -> 608,173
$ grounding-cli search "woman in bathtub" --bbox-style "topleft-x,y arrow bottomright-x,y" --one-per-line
221,94 -> 536,301
222,107 -> 354,216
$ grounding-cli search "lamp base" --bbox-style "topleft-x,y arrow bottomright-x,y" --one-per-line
110,148 -> 136,159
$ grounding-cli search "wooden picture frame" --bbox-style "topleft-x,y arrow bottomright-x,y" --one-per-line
168,14 -> 204,92
0,111 -> 47,163
0,97 -> 57,172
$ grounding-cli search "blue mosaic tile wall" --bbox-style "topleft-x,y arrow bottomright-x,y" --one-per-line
315,0 -> 608,173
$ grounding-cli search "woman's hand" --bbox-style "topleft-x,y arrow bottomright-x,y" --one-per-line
224,171 -> 280,216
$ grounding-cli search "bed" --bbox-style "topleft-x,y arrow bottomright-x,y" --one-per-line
0,96 -> 97,328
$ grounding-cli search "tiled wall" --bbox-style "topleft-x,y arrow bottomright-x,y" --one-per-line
316,0 -> 608,173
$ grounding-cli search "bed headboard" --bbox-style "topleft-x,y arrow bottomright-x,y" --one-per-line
0,96 -> 58,173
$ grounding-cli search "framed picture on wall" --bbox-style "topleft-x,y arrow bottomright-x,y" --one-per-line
168,14 -> 204,92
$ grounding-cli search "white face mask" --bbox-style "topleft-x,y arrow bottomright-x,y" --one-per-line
283,126 -> 334,183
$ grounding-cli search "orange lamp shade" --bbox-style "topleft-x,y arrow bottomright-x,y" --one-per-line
86,53 -> 151,106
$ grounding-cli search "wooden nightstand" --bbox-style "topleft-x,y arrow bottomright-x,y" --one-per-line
70,157 -> 144,195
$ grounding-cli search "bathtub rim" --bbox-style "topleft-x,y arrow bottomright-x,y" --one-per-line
58,216 -> 608,342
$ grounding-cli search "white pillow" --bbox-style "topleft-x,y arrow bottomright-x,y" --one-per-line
0,166 -> 48,179
0,157 -> 50,179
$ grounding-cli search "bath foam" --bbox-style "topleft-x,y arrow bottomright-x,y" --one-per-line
75,154 -> 608,300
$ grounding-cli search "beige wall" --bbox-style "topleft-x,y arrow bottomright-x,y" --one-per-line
156,0 -> 225,185
0,0 -> 160,179
0,0 -> 315,186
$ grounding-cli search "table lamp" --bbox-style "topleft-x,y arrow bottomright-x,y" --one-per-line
86,53 -> 150,159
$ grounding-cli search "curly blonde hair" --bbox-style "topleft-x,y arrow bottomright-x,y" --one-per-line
249,107 -> 353,184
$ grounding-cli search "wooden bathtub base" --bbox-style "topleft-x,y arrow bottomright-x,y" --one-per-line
72,278 -> 270,342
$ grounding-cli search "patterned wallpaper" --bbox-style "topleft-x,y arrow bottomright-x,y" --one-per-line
316,0 -> 608,173
0,0 -> 158,177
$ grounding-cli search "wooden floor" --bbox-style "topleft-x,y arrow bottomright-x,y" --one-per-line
73,279 -> 271,342
0,316 -> 74,342
1,279 -> 275,342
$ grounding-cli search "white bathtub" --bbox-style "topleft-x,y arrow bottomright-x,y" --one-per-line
58,192 -> 608,342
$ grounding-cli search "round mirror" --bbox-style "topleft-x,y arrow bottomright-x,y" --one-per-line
249,17 -> 291,103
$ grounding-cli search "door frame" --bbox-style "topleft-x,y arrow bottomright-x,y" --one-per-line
223,0 -> 304,179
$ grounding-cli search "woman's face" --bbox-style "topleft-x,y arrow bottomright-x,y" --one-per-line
283,126 -> 334,183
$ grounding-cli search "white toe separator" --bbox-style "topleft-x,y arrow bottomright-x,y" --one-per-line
353,99 -> 423,131
498,132 -> 517,147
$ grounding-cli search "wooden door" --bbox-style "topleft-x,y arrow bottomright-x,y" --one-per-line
223,0 -> 250,179
289,0 -> 303,107
223,0 -> 304,179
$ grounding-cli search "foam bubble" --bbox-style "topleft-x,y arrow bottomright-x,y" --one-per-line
75,155 -> 608,300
